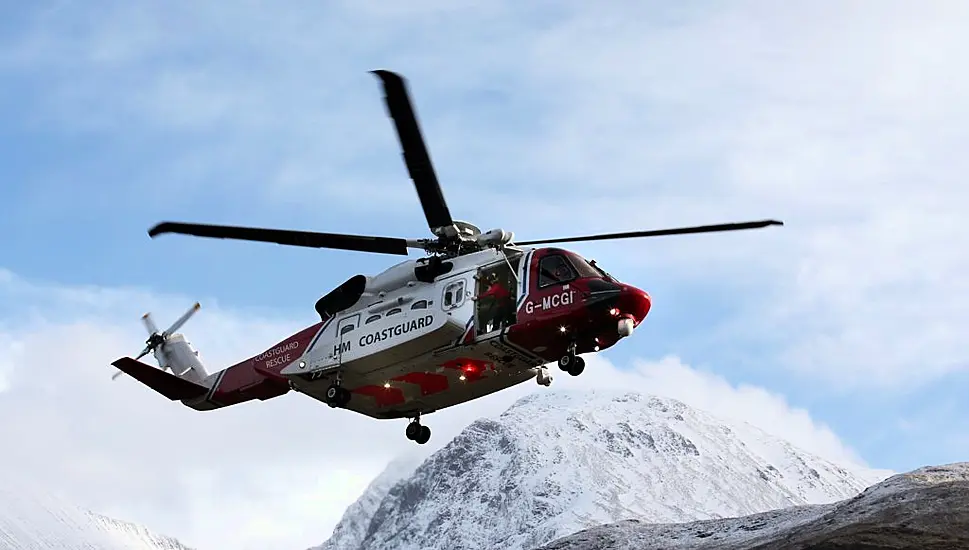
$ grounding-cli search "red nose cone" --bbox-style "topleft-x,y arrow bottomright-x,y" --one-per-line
621,285 -> 651,325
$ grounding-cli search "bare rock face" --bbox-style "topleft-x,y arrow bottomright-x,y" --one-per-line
313,389 -> 885,550
537,462 -> 969,550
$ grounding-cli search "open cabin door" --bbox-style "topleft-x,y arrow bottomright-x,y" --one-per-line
333,313 -> 359,364
474,252 -> 522,335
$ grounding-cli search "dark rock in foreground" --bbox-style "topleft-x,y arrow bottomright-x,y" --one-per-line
537,462 -> 969,550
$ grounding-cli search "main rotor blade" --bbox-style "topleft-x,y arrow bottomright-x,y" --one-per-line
372,70 -> 454,234
149,222 -> 410,255
515,220 -> 784,246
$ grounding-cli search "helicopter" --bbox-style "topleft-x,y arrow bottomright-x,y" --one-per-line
110,70 -> 782,445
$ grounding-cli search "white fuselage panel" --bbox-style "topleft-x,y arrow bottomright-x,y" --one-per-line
282,269 -> 477,377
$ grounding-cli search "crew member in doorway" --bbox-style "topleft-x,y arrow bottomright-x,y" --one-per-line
475,272 -> 513,332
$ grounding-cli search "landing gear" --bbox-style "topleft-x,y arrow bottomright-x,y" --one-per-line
564,356 -> 585,376
557,340 -> 585,376
405,416 -> 431,445
324,383 -> 351,408
536,367 -> 553,387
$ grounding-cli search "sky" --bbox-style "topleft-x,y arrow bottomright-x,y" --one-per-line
1,0 -> 967,548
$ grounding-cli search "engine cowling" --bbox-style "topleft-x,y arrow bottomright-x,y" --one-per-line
475,228 -> 514,247
315,274 -> 368,320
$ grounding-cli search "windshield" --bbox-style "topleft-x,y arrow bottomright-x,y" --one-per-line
586,258 -> 617,282
564,253 -> 606,279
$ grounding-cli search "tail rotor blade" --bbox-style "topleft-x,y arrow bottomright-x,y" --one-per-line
114,344 -> 152,381
141,313 -> 159,335
113,303 -> 200,382
135,345 -> 151,361
164,302 -> 200,336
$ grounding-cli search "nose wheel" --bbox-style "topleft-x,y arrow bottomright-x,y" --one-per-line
325,383 -> 351,408
557,341 -> 585,376
405,418 -> 431,444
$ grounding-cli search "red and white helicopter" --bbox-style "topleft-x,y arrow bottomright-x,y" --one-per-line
111,70 -> 782,444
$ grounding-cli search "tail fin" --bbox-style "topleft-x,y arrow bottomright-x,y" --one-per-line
150,332 -> 210,385
111,357 -> 209,401
112,303 -> 209,384
111,302 -> 325,411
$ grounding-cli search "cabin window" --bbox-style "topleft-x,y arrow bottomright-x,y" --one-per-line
336,314 -> 359,336
442,280 -> 466,311
538,254 -> 577,288
387,307 -> 402,316
411,299 -> 428,310
365,314 -> 382,324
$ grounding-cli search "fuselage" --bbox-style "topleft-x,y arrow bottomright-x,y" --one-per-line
240,245 -> 652,419
123,68 -> 776,431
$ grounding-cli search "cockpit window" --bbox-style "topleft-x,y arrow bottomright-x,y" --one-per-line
567,254 -> 601,278
538,254 -> 577,288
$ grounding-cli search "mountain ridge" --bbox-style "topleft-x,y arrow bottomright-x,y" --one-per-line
0,473 -> 195,550
314,389 -> 887,550
538,462 -> 969,550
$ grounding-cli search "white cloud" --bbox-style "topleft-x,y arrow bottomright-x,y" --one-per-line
5,1 -> 967,389
3,1 -> 968,545
0,270 -> 875,549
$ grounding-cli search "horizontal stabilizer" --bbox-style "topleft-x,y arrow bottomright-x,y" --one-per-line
111,357 -> 209,401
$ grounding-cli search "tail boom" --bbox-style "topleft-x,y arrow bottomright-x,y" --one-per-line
114,321 -> 327,411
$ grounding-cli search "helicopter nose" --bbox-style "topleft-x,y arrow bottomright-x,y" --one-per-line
619,285 -> 651,325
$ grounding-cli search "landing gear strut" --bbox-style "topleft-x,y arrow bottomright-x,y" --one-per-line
536,366 -> 553,386
324,382 -> 351,408
406,415 -> 431,445
557,340 -> 585,376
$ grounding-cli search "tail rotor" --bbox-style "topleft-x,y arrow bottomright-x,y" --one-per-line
113,302 -> 201,380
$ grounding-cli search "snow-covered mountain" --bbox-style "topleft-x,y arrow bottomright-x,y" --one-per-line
318,453 -> 423,550
314,390 -> 888,550
538,462 -> 969,550
0,475 -> 194,550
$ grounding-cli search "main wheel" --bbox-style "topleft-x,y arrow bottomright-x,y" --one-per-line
336,387 -> 351,407
558,354 -> 573,370
325,384 -> 341,408
567,356 -> 586,376
415,425 -> 431,445
405,421 -> 421,441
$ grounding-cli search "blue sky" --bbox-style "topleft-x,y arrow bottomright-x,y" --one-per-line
1,1 -> 967,549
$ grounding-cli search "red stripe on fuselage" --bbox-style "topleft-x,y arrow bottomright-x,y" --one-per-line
391,372 -> 449,396
352,385 -> 406,407
440,357 -> 494,383
208,321 -> 324,406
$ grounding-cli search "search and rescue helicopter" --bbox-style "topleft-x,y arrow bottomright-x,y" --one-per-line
110,70 -> 782,444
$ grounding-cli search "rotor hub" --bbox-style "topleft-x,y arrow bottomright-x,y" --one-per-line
452,220 -> 481,238
146,332 -> 165,349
